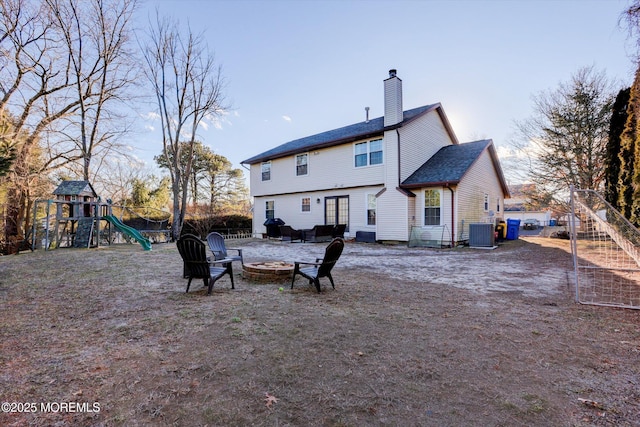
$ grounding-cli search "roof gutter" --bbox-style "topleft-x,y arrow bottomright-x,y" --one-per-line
241,130 -> 385,165
401,180 -> 460,190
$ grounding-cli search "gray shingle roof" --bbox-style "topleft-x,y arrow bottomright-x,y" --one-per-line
53,180 -> 97,197
402,140 -> 491,187
241,104 -> 437,165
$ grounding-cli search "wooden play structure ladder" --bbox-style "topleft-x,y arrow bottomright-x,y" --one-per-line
72,218 -> 95,248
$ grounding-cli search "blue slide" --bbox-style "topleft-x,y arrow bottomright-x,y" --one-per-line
104,215 -> 152,251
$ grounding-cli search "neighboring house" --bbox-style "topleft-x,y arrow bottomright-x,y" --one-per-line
241,70 -> 510,245
505,184 -> 553,226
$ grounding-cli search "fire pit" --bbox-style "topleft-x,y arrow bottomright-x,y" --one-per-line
242,261 -> 294,283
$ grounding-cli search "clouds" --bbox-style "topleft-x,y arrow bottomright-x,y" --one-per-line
141,112 -> 160,131
258,114 -> 293,124
141,109 -> 234,134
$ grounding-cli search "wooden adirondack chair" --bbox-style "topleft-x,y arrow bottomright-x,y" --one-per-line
291,237 -> 344,292
177,234 -> 234,295
206,232 -> 244,265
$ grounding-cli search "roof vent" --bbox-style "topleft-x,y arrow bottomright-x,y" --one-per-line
389,69 -> 397,78
365,107 -> 370,123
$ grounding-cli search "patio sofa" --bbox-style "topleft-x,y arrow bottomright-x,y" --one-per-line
303,224 -> 344,243
279,225 -> 303,242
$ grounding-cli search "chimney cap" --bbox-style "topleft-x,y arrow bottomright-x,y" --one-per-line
389,69 -> 397,77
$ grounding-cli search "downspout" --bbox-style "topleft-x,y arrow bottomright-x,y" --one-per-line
396,129 -> 401,186
396,128 -> 406,240
448,186 -> 455,247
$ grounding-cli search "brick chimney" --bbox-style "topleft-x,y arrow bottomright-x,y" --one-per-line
384,69 -> 403,127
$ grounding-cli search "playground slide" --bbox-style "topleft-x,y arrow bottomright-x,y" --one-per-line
104,215 -> 152,251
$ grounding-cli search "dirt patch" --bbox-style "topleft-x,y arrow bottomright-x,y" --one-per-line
0,237 -> 638,426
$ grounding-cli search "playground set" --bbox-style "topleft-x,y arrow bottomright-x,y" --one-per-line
31,180 -> 170,251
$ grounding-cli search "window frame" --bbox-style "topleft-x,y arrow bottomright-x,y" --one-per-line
366,193 -> 377,226
265,200 -> 275,220
368,138 -> 383,165
483,193 -> 489,212
295,153 -> 309,176
261,161 -> 271,181
301,196 -> 311,213
424,189 -> 442,226
354,138 -> 384,168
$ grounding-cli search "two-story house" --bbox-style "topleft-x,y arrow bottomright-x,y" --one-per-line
241,70 -> 510,245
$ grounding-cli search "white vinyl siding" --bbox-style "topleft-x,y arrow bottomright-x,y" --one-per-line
456,149 -> 505,241
252,187 -> 381,237
399,110 -> 456,182
249,140 -> 384,197
376,129 -> 409,241
408,187 -> 453,245
247,108 -> 506,243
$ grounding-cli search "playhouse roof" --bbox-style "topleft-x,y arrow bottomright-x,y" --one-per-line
53,180 -> 98,198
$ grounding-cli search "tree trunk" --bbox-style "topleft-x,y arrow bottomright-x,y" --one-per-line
171,181 -> 181,241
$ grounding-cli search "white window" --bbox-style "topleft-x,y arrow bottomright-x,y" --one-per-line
354,138 -> 383,167
301,197 -> 311,212
424,189 -> 441,226
484,193 -> 489,212
265,200 -> 274,219
369,139 -> 383,165
296,153 -> 308,176
261,162 -> 271,181
367,194 -> 376,225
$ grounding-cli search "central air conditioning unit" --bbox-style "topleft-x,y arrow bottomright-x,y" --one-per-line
469,223 -> 495,248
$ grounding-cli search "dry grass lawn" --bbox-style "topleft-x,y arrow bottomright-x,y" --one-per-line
0,237 -> 639,426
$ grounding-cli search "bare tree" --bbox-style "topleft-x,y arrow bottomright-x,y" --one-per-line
512,66 -> 614,209
0,0 -> 138,250
46,0 -> 138,181
142,13 -> 227,240
622,1 -> 640,62
0,0 -> 72,248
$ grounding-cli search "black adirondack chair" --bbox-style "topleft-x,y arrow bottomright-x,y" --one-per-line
177,234 -> 234,295
206,232 -> 244,265
291,237 -> 344,292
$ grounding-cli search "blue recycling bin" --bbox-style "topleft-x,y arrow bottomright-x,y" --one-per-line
549,219 -> 557,226
506,219 -> 521,240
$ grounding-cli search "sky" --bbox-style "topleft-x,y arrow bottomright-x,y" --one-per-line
133,0 -> 637,184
